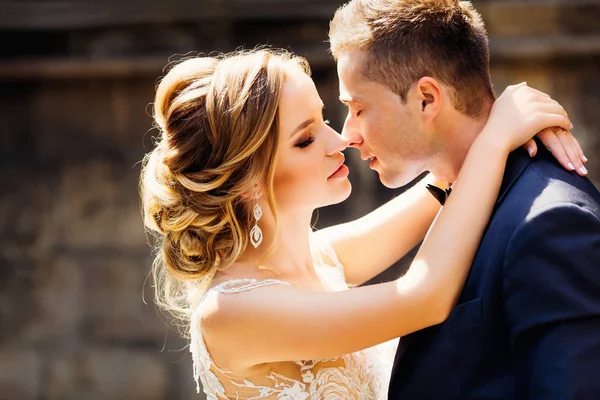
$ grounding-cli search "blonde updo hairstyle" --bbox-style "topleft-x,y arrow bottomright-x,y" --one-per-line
140,49 -> 310,331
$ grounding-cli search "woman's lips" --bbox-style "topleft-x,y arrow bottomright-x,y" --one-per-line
329,163 -> 349,178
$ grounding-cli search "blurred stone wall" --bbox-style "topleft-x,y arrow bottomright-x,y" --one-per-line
0,1 -> 598,399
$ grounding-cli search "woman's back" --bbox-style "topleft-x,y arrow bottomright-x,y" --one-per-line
190,242 -> 398,399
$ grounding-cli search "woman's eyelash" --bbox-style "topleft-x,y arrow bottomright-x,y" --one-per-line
295,137 -> 315,148
294,116 -> 328,149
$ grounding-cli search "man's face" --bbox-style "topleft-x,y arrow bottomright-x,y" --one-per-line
337,50 -> 436,188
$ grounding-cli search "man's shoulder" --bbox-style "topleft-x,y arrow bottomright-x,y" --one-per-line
503,153 -> 600,216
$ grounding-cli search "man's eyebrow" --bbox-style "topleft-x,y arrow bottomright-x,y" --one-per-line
339,96 -> 362,104
290,118 -> 315,138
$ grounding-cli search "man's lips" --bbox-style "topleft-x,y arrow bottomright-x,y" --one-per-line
360,153 -> 376,162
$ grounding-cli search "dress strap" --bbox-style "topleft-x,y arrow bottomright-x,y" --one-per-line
310,233 -> 348,283
209,278 -> 291,294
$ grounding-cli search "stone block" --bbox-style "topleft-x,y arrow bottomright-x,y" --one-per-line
82,255 -> 168,343
170,350 -> 208,400
480,2 -> 559,37
66,348 -> 166,400
28,78 -> 155,164
0,172 -> 56,257
86,349 -> 167,400
21,257 -> 82,344
0,254 -> 42,344
0,348 -> 41,400
47,160 -> 148,251
42,350 -> 80,400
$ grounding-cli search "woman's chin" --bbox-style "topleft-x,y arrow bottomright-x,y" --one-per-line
325,181 -> 353,206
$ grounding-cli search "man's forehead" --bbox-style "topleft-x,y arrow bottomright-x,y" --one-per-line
337,52 -> 371,103
337,50 -> 367,75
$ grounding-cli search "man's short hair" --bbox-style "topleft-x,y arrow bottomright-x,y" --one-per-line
329,0 -> 496,118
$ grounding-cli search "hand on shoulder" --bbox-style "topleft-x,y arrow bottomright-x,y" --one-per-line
478,82 -> 588,175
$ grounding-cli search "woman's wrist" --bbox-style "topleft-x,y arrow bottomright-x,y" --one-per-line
472,130 -> 511,161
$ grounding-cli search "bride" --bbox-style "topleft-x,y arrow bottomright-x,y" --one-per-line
140,49 -> 585,399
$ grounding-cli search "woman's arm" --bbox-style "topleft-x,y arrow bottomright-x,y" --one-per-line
201,84 -> 579,370
314,84 -> 587,286
313,173 -> 444,285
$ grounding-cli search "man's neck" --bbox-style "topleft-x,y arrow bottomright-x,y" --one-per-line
433,103 -> 493,183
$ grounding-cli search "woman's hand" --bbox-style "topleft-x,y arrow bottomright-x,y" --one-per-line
481,82 -> 587,176
529,127 -> 587,175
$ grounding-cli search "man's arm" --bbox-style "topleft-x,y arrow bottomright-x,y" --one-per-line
503,201 -> 600,399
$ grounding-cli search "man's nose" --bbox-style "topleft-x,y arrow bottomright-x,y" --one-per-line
341,114 -> 362,147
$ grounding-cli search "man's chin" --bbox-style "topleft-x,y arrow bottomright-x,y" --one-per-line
378,170 -> 420,189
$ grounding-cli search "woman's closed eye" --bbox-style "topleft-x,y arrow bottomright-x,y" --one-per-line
293,115 -> 332,149
295,135 -> 315,149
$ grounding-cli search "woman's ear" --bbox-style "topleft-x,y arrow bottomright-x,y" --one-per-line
241,191 -> 253,201
241,185 -> 265,201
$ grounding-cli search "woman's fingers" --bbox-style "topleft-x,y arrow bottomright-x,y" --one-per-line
537,128 -> 588,175
516,86 -> 572,130
563,129 -> 587,165
537,128 -> 571,171
536,112 -> 571,134
555,129 -> 588,175
523,138 -> 538,157
504,84 -> 588,170
524,85 -> 553,101
504,81 -> 528,96
536,128 -> 574,172
535,101 -> 571,130
569,130 -> 587,163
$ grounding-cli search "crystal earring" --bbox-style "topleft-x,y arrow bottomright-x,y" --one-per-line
250,192 -> 263,248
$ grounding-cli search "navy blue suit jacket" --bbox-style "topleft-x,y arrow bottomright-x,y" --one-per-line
389,145 -> 600,399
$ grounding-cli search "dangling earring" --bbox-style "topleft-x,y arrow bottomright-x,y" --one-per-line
250,192 -> 263,248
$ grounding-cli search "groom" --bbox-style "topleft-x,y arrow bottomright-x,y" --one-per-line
329,0 -> 600,398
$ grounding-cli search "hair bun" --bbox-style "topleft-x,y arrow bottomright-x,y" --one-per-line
139,49 -> 307,333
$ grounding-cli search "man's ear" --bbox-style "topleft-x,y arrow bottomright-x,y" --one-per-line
414,77 -> 443,119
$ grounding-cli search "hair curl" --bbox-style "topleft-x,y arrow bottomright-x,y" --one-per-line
139,49 -> 310,333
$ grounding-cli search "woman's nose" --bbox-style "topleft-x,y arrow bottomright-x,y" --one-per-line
327,127 -> 348,155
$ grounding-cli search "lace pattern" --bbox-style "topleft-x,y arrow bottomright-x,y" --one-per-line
189,237 -> 398,399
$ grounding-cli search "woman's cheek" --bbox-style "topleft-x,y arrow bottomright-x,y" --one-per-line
274,161 -> 318,207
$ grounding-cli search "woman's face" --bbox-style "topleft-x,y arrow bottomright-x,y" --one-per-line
273,65 -> 351,213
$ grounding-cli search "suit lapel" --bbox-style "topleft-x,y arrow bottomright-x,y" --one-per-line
494,147 -> 535,210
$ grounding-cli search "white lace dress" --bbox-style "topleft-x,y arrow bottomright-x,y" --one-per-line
189,240 -> 399,399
